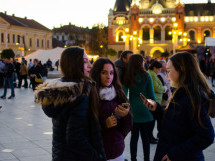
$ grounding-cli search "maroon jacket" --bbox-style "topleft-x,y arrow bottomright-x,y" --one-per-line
99,97 -> 132,160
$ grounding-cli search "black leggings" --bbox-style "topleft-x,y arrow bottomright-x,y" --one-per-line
130,122 -> 152,161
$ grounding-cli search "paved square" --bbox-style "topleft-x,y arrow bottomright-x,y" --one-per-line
0,80 -> 214,161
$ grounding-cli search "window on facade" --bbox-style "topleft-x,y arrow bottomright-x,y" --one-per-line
37,39 -> 39,47
29,38 -> 32,47
13,34 -> 15,43
165,26 -> 172,40
203,30 -> 211,41
57,35 -> 59,40
47,40 -> 49,48
7,34 -> 10,43
17,35 -> 20,43
142,26 -> 150,40
118,32 -> 123,42
189,30 -> 195,41
154,26 -> 161,40
42,40 -> 44,48
1,33 -> 4,43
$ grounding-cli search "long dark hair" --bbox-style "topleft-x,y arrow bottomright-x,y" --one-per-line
91,58 -> 128,103
60,47 -> 85,81
124,54 -> 148,88
170,52 -> 214,127
60,46 -> 99,119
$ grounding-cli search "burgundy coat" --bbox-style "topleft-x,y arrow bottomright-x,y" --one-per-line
99,97 -> 132,160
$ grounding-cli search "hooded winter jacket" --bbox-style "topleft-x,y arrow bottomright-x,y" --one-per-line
35,78 -> 106,161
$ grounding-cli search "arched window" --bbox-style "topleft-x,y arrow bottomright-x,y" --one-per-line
118,32 -> 123,42
142,26 -> 150,40
154,26 -> 161,40
203,30 -> 211,41
165,26 -> 172,40
189,30 -> 195,41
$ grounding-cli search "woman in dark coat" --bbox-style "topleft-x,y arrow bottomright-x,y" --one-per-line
91,58 -> 132,161
35,47 -> 106,161
142,52 -> 214,161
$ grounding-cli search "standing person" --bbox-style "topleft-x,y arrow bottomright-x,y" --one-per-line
28,59 -> 43,91
142,52 -> 215,161
55,59 -> 59,71
1,58 -> 15,99
35,47 -> 106,161
158,60 -> 171,107
0,59 -> 5,88
115,50 -> 133,85
148,61 -> 167,143
91,58 -> 132,161
124,54 -> 156,161
18,62 -> 28,88
28,59 -> 33,70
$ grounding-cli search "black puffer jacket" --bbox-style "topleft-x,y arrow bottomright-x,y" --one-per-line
35,78 -> 106,161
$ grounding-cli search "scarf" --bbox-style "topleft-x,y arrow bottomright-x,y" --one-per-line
99,86 -> 116,101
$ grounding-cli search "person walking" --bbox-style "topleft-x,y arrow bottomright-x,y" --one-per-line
124,54 -> 156,161
142,52 -> 215,161
35,47 -> 106,161
91,58 -> 132,161
1,58 -> 15,99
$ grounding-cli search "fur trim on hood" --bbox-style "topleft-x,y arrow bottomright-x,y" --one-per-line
35,78 -> 95,107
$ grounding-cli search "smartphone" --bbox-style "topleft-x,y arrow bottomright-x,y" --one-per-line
140,93 -> 153,109
121,103 -> 130,109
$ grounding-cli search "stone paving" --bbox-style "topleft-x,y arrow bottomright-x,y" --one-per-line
0,79 -> 215,161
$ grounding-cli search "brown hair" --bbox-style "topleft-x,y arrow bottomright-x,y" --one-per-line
124,54 -> 148,88
60,47 -> 85,81
170,52 -> 214,127
90,58 -> 128,103
60,46 -> 99,119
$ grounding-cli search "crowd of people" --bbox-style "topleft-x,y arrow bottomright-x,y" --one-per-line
1,46 -> 215,161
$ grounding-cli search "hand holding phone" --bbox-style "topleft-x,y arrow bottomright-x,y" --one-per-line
121,103 -> 130,109
140,93 -> 156,111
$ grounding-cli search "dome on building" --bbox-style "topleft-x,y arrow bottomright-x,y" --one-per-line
151,1 -> 163,14
113,0 -> 131,12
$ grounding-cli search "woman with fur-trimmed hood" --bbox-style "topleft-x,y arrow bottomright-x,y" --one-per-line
35,47 -> 106,161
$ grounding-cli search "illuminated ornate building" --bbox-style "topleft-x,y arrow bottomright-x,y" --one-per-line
108,0 -> 215,57
0,12 -> 52,57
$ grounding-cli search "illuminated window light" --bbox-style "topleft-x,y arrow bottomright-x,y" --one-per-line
210,17 -> 213,21
160,17 -> 166,22
139,18 -> 143,23
150,39 -> 154,43
185,17 -> 189,22
172,17 -> 176,22
201,17 -> 205,22
149,18 -> 154,23
194,17 -> 198,22
205,17 -> 209,22
190,17 -> 193,22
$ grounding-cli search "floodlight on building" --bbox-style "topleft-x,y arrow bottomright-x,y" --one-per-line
194,17 -> 198,22
160,17 -> 166,22
139,18 -> 143,23
133,31 -> 137,35
183,32 -> 187,36
173,23 -> 178,28
125,28 -> 129,33
178,32 -> 182,35
198,40 -> 201,44
172,17 -> 176,22
149,18 -> 154,23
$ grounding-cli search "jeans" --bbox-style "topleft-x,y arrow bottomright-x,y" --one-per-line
130,122 -> 152,161
3,77 -> 15,97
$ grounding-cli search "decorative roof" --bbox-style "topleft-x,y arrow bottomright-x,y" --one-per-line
52,24 -> 90,34
185,3 -> 215,16
113,0 -> 131,12
0,12 -> 50,31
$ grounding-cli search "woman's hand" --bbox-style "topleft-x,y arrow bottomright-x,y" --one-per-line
140,93 -> 157,111
114,105 -> 129,117
105,114 -> 117,128
162,154 -> 171,161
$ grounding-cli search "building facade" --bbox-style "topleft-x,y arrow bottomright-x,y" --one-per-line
0,12 -> 52,57
52,24 -> 91,54
108,0 -> 215,57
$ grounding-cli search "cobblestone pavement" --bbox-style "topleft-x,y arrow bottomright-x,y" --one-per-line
0,79 -> 214,161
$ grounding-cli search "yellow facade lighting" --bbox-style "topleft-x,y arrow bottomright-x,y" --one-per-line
180,39 -> 182,42
168,31 -> 172,35
201,17 -> 205,22
172,17 -> 176,22
205,17 -> 209,22
194,17 -> 198,22
160,17 -> 166,22
185,17 -> 189,22
188,39 -> 191,42
133,31 -> 137,35
139,18 -> 143,23
198,40 -> 201,44
173,23 -> 178,28
138,44 -> 140,47
184,38 -> 187,41
100,45 -> 103,48
173,31 -> 177,35
183,32 -> 187,36
178,32 -> 182,35
149,18 -> 154,23
150,39 -> 154,44
125,28 -> 129,33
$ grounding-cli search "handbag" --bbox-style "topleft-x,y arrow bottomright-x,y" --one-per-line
35,74 -> 43,83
